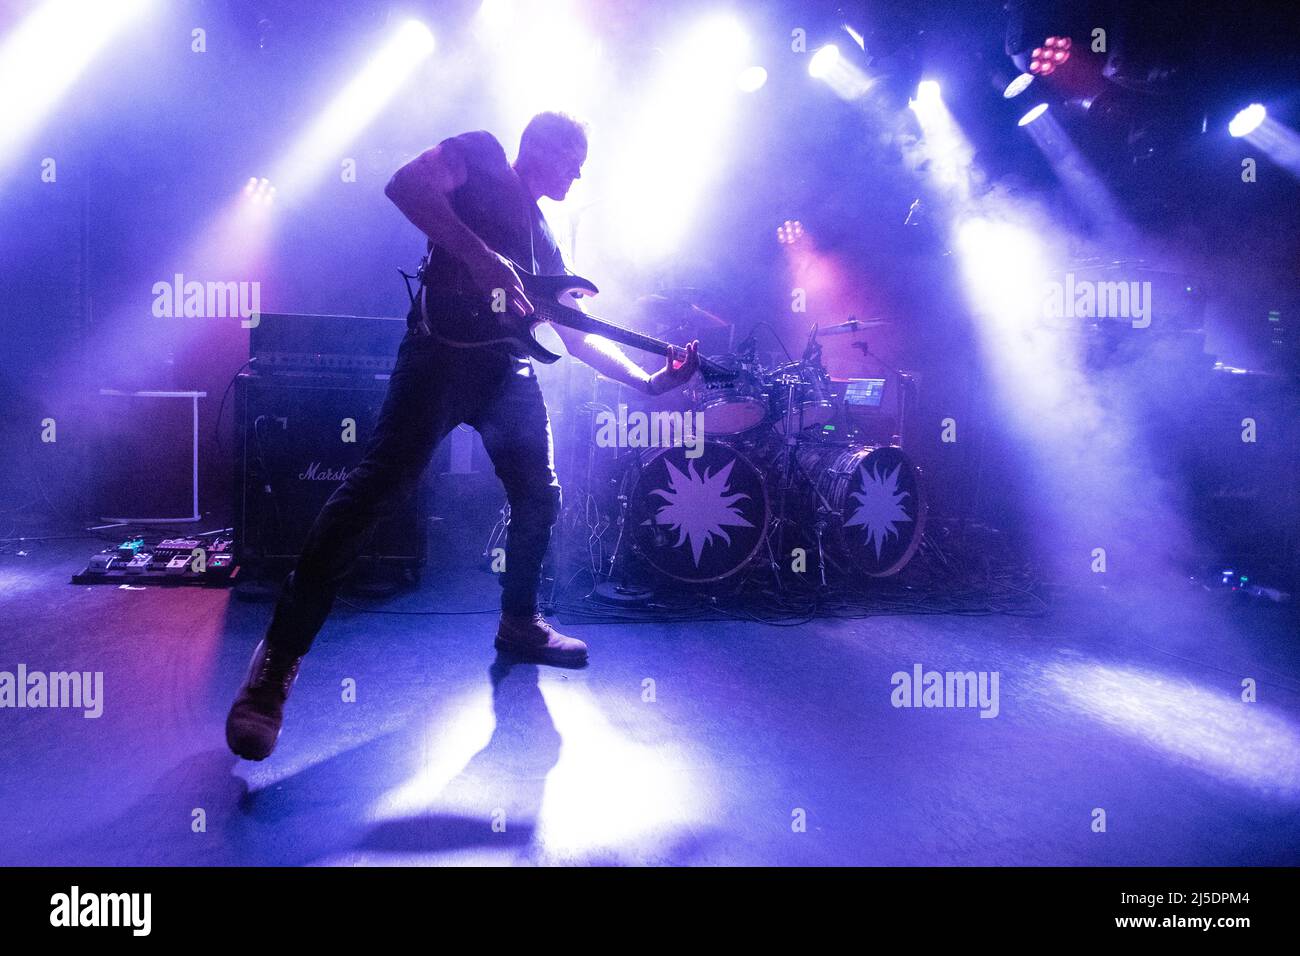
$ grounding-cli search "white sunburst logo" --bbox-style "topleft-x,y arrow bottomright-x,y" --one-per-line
646,458 -> 754,567
844,462 -> 912,559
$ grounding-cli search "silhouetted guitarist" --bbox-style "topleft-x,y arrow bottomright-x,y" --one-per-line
226,112 -> 699,761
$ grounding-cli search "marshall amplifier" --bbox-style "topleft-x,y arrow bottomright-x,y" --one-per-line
234,374 -> 426,568
250,312 -> 409,375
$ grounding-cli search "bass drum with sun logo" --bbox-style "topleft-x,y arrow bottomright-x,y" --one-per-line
795,444 -> 926,577
621,441 -> 770,583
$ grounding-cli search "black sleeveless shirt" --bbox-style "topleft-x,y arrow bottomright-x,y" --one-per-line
419,130 -> 566,296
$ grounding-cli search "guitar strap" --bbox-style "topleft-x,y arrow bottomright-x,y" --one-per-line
513,165 -> 538,274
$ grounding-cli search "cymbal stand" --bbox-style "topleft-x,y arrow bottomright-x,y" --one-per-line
595,447 -> 656,604
764,369 -> 837,590
544,364 -> 606,610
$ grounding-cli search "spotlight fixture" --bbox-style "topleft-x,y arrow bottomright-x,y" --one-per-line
244,177 -> 276,204
1228,103 -> 1266,138
736,65 -> 767,92
808,44 -> 840,79
776,220 -> 804,245
915,79 -> 941,105
1028,35 -> 1071,76
1003,73 -> 1034,98
1017,102 -> 1049,127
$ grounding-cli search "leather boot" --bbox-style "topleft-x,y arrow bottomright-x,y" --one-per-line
495,612 -> 588,666
225,639 -> 304,761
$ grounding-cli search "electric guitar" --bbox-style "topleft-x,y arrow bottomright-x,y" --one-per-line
414,262 -> 735,382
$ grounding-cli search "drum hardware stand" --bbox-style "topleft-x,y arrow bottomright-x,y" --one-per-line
593,448 -> 655,606
602,447 -> 641,582
604,489 -> 631,581
543,201 -> 608,609
543,365 -> 612,610
761,328 -> 842,589
749,379 -> 795,592
583,492 -> 613,581
483,502 -> 510,569
762,421 -> 839,591
573,396 -> 617,582
812,516 -> 829,589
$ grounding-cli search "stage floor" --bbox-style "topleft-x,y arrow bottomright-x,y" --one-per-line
2,536 -> 1298,867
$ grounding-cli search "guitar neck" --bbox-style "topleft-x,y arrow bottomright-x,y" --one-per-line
534,300 -> 680,360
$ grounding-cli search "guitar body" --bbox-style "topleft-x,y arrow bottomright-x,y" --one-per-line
418,268 -> 599,365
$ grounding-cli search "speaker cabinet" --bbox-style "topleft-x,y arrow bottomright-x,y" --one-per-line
234,375 -> 426,567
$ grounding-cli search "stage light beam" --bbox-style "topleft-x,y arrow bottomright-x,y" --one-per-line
474,0 -> 602,142
612,13 -> 753,261
808,43 -> 873,100
915,80 -> 942,107
270,19 -> 435,200
0,0 -> 157,170
907,78 -> 975,200
686,13 -> 750,66
1234,111 -> 1300,180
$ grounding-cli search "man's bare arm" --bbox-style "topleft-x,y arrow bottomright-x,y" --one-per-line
384,144 -> 532,315
551,295 -> 698,395
384,144 -> 483,263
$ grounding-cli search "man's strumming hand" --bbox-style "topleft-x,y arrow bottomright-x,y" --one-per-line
464,249 -> 533,317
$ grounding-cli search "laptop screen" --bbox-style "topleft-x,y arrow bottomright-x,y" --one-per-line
843,378 -> 887,408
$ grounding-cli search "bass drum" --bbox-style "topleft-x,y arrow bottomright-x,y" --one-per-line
622,441 -> 770,583
795,444 -> 926,577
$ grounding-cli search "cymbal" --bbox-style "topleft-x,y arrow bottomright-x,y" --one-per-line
636,292 -> 729,328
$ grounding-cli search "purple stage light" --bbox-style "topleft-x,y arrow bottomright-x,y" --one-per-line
776,220 -> 804,245
244,177 -> 276,205
1029,36 -> 1071,77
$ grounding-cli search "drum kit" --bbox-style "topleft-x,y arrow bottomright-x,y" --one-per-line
551,297 -> 929,598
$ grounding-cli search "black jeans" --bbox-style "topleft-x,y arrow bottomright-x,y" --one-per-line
263,330 -> 561,658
